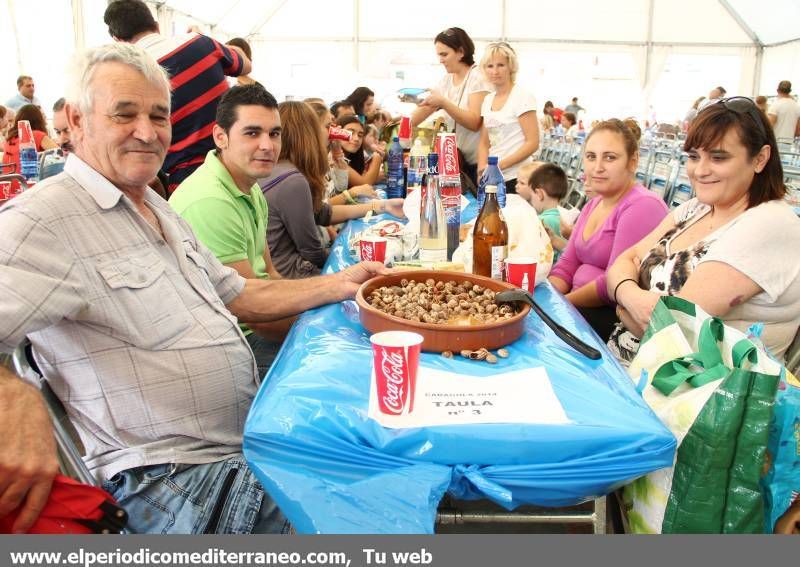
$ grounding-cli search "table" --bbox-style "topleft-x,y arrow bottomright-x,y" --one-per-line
243,209 -> 675,534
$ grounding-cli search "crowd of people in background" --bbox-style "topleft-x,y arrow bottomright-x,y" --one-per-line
1,0 -> 799,536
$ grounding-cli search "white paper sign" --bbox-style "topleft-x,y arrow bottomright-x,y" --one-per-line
368,365 -> 571,429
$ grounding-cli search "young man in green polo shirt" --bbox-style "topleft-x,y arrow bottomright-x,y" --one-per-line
170,85 -> 291,377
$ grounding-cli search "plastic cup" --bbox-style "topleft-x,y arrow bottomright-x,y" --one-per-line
505,257 -> 537,293
359,236 -> 387,263
370,331 -> 424,416
398,116 -> 412,141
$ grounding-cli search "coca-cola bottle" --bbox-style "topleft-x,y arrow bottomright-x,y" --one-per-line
472,184 -> 508,280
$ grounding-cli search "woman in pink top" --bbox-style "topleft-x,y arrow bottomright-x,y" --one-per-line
548,118 -> 669,339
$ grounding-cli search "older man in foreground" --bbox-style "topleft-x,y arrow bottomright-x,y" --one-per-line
0,43 -> 385,534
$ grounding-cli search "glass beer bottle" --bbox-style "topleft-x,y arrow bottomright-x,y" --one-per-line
472,184 -> 508,280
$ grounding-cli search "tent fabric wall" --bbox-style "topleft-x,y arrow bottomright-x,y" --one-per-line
0,0 -> 797,126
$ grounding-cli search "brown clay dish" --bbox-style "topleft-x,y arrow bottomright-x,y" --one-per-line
356,270 -> 531,352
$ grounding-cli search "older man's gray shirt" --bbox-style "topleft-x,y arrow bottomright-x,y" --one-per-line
0,155 -> 257,480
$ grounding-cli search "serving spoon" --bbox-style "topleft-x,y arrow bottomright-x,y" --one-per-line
496,289 -> 602,360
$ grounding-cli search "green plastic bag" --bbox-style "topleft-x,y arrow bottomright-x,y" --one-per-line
624,297 -> 780,533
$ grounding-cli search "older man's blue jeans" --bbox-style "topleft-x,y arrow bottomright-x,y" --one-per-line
102,455 -> 290,534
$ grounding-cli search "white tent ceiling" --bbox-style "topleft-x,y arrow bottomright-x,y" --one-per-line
2,0 -> 799,124
147,0 -> 800,46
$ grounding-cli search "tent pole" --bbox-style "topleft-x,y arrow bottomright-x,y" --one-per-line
7,0 -> 23,74
502,0 -> 507,39
643,0 -> 654,87
71,0 -> 85,51
353,0 -> 360,73
753,45 -> 763,96
642,0 -> 654,123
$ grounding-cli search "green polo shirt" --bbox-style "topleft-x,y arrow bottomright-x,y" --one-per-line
170,150 -> 269,334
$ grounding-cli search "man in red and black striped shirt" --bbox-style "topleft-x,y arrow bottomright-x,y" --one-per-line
104,0 -> 252,194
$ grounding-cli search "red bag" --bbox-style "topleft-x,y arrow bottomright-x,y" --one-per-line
0,474 -> 126,534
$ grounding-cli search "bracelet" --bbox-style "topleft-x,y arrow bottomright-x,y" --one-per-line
343,189 -> 357,204
613,278 -> 638,305
371,200 -> 385,213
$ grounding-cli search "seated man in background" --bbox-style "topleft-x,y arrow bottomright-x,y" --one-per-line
51,98 -> 73,156
39,98 -> 74,181
0,43 -> 385,534
171,85 -> 291,378
330,100 -> 355,120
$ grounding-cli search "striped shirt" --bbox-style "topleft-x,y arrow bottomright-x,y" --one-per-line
0,154 -> 258,481
136,32 -> 245,190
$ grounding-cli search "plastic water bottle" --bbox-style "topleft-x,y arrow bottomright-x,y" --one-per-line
406,138 -> 427,196
478,156 -> 506,210
18,120 -> 39,185
386,137 -> 405,198
419,153 -> 447,265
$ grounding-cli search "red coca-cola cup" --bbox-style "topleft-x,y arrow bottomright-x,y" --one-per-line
370,331 -> 424,416
505,257 -> 537,293
359,236 -> 388,263
17,120 -> 34,144
328,125 -> 353,142
397,116 -> 411,142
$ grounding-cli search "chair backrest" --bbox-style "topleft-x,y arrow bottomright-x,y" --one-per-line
787,328 -> 800,377
11,339 -> 96,487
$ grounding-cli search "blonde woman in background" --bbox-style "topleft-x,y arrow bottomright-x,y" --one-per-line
477,41 -> 539,194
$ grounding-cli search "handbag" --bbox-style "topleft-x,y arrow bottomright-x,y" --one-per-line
623,296 -> 781,533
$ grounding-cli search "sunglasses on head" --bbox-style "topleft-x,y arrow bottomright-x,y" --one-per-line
487,41 -> 514,52
715,96 -> 768,141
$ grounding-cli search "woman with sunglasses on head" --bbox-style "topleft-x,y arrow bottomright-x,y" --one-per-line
607,98 -> 800,363
336,114 -> 384,188
548,119 -> 669,340
411,27 -> 490,185
477,42 -> 540,194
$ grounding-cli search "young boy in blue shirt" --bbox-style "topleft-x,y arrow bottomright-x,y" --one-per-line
517,162 -> 569,262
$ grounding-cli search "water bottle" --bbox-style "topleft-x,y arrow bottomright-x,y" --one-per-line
406,138 -> 427,196
386,137 -> 405,199
478,156 -> 506,210
18,120 -> 39,185
419,153 -> 447,265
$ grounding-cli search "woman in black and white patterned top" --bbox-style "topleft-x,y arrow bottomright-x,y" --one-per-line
607,97 -> 800,363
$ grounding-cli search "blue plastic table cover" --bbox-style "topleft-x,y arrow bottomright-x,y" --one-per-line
243,206 -> 676,534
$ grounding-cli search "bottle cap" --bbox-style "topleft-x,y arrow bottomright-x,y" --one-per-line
485,184 -> 497,193
393,136 -> 399,142
488,156 -> 499,165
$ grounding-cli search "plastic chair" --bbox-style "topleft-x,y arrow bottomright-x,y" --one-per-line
786,328 -> 800,376
0,172 -> 29,202
11,339 -> 95,487
647,151 -> 677,200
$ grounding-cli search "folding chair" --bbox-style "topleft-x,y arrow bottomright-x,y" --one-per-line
636,144 -> 653,186
437,496 -> 609,534
0,173 -> 29,203
663,154 -> 693,209
647,151 -> 676,200
787,328 -> 800,377
12,339 -> 95,487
